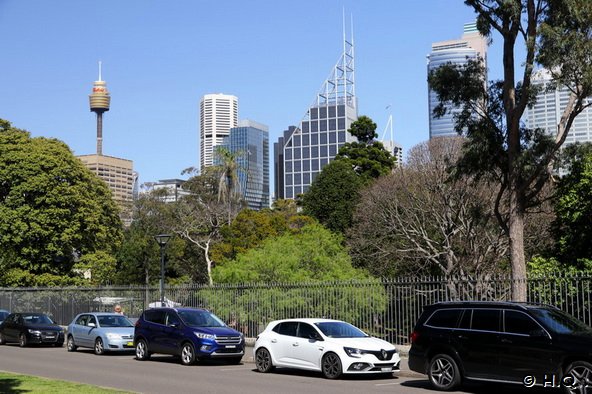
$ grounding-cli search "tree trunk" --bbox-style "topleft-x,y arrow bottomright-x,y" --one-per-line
509,189 -> 527,301
204,241 -> 213,286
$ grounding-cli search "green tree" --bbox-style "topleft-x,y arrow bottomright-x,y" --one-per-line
215,146 -> 244,223
0,120 -> 122,286
552,143 -> 592,265
301,160 -> 366,233
336,115 -> 396,179
428,1 -> 592,300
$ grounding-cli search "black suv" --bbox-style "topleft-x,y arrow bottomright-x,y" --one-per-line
409,302 -> 592,392
134,307 -> 244,365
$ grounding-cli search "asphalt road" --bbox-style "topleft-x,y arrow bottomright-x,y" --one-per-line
0,344 -> 560,394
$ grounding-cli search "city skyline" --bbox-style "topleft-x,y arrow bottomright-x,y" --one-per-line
0,1 -> 498,187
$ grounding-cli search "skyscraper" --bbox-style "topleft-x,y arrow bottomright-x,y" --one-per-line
427,22 -> 487,138
221,120 -> 270,210
525,69 -> 592,145
200,93 -> 238,169
274,26 -> 357,200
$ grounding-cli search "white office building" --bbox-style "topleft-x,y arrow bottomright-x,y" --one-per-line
200,93 -> 238,169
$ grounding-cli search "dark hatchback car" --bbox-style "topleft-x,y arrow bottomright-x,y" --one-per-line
409,302 -> 592,392
0,312 -> 64,347
134,307 -> 244,365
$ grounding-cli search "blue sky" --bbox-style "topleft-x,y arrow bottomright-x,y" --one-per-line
0,0 -> 502,187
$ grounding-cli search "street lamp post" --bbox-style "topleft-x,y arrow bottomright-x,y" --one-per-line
154,234 -> 172,307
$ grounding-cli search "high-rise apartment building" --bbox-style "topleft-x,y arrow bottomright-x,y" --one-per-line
427,22 -> 487,138
221,120 -> 270,210
525,69 -> 592,145
274,28 -> 357,200
200,93 -> 238,169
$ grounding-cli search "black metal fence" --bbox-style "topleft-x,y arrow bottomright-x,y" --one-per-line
1,273 -> 591,345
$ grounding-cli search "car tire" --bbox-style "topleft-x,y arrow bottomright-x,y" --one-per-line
180,342 -> 196,366
67,335 -> 77,352
19,333 -> 27,348
94,337 -> 105,355
428,354 -> 461,391
0,332 -> 5,345
321,352 -> 343,379
135,339 -> 151,361
255,348 -> 274,373
563,360 -> 592,394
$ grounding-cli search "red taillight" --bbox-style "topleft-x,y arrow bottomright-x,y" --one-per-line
135,320 -> 140,327
409,331 -> 420,343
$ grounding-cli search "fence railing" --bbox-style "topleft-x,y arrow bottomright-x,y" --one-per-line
1,273 -> 591,345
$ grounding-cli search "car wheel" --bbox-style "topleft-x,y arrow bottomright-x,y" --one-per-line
94,337 -> 105,355
180,343 -> 196,366
563,361 -> 592,394
428,354 -> 461,391
135,339 -> 150,361
0,332 -> 5,345
255,348 -> 274,373
66,335 -> 77,352
322,352 -> 342,379
19,333 -> 27,348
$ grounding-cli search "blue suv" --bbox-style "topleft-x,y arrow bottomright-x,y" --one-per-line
134,307 -> 244,365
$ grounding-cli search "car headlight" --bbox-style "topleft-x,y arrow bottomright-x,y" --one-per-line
344,347 -> 363,358
28,329 -> 41,335
194,332 -> 216,340
106,333 -> 122,340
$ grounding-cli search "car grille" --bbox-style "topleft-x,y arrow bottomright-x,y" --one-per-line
215,336 -> 241,345
364,349 -> 396,361
40,331 -> 61,342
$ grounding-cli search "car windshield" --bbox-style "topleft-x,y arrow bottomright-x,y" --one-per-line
530,308 -> 592,334
178,310 -> 226,328
315,321 -> 369,338
23,314 -> 54,325
98,315 -> 134,328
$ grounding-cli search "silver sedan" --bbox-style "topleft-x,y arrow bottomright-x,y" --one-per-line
66,313 -> 135,355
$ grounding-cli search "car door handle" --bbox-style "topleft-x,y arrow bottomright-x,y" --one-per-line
292,343 -> 299,347
456,334 -> 467,340
501,338 -> 512,344
271,339 -> 277,343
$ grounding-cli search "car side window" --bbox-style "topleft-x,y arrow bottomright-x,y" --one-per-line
144,310 -> 166,325
426,309 -> 462,329
459,309 -> 472,329
88,315 -> 97,326
471,309 -> 501,332
166,312 -> 181,327
75,315 -> 88,326
298,323 -> 320,339
277,322 -> 298,337
505,310 -> 542,335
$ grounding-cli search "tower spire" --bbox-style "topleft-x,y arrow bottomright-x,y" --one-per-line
89,62 -> 111,156
98,60 -> 102,81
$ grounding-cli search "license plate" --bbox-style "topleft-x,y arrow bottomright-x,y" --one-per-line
127,341 -> 134,347
381,367 -> 392,372
45,335 -> 55,339
226,345 -> 236,349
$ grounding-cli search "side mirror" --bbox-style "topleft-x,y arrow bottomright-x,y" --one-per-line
169,322 -> 179,328
309,333 -> 323,341
88,322 -> 96,328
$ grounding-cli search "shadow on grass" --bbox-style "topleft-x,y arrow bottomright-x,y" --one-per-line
0,376 -> 28,393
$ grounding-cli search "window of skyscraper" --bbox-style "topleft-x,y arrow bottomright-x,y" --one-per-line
337,105 -> 345,116
338,131 -> 346,142
302,148 -> 310,159
285,161 -> 292,173
294,135 -> 301,146
302,121 -> 309,133
329,133 -> 336,143
311,134 -> 318,145
311,146 -> 319,157
285,148 -> 292,160
328,106 -> 336,118
303,160 -> 310,171
294,174 -> 301,185
329,145 -> 337,156
320,158 -> 328,167
320,145 -> 328,157
303,173 -> 310,184
311,121 -> 318,133
310,108 -> 318,120
294,148 -> 301,159
286,187 -> 293,199
329,119 -> 336,130
312,160 -> 319,171
285,174 -> 293,186
320,133 -> 327,144
320,120 -> 327,131
294,160 -> 301,172
302,135 -> 309,146
320,107 -> 327,118
295,186 -> 302,195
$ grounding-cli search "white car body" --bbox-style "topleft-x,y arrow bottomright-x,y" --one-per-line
254,318 -> 400,378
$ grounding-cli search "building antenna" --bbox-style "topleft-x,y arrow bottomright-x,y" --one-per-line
98,60 -> 102,81
381,104 -> 394,143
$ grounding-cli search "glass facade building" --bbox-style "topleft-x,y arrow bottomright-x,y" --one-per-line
427,22 -> 487,139
221,120 -> 269,210
275,29 -> 357,200
525,70 -> 592,145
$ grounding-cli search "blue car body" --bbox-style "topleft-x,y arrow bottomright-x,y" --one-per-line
0,310 -> 9,325
67,312 -> 135,354
134,307 -> 244,365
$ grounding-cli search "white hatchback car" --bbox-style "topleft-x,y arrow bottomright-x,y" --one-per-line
254,318 -> 400,379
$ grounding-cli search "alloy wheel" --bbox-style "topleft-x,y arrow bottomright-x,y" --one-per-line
564,362 -> 592,394
255,348 -> 273,373
181,343 -> 195,366
94,338 -> 104,355
67,336 -> 77,352
322,353 -> 342,379
428,354 -> 460,390
19,333 -> 27,347
0,332 -> 5,345
135,339 -> 149,360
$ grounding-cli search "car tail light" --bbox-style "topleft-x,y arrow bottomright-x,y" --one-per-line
409,331 -> 420,343
135,320 -> 140,327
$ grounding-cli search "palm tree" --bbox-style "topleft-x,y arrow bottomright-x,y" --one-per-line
214,146 -> 244,223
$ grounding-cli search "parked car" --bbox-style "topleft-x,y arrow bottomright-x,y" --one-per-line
66,312 -> 135,355
409,301 -> 592,392
0,312 -> 64,347
254,318 -> 400,379
134,307 -> 244,365
0,310 -> 9,324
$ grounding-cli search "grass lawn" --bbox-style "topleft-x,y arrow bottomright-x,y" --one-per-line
0,371 -> 134,393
